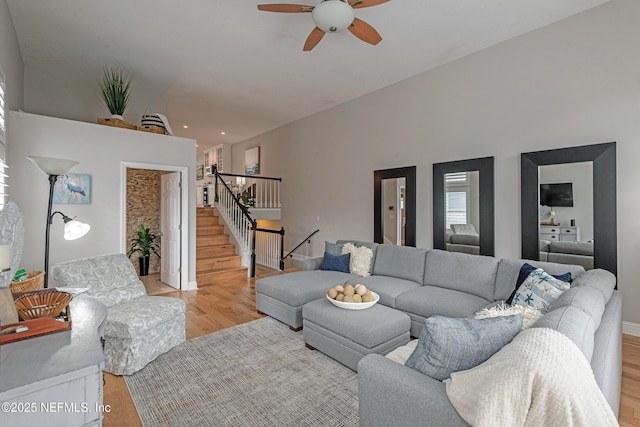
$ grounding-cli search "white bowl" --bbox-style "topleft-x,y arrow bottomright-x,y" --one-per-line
326,291 -> 379,310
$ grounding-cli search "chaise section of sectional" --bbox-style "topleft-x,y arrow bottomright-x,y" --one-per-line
255,270 -> 358,330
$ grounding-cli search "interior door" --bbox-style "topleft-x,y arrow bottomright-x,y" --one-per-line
161,172 -> 181,288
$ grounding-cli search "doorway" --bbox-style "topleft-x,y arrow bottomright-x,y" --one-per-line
122,162 -> 189,289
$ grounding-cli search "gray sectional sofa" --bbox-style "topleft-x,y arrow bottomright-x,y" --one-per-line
539,239 -> 595,270
255,240 -> 621,424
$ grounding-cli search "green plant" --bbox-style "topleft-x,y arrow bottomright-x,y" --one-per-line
127,224 -> 160,259
99,67 -> 132,116
239,190 -> 255,210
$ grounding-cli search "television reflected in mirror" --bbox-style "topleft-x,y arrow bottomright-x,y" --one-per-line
540,183 -> 574,207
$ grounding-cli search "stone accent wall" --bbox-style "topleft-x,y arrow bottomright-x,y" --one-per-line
126,168 -> 167,275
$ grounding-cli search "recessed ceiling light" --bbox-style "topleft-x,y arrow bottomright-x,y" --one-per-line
183,125 -> 188,129
221,131 -> 226,135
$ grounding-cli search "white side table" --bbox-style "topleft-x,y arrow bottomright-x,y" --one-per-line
0,295 -> 107,427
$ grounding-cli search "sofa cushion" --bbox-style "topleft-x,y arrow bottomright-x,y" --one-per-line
449,234 -> 480,246
355,275 -> 421,308
324,240 -> 343,256
571,269 -> 616,305
505,263 -> 572,305
512,267 -> 570,313
551,285 -> 605,330
371,245 -> 427,284
255,270 -> 357,307
405,315 -> 522,381
320,252 -> 351,273
532,305 -> 595,362
423,250 -> 498,301
494,258 -> 585,302
341,243 -> 374,277
549,241 -> 594,256
396,286 -> 491,320
450,224 -> 478,235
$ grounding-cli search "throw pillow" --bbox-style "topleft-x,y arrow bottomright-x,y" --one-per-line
341,243 -> 373,277
512,268 -> 570,313
405,315 -> 522,381
505,263 -> 571,305
320,252 -> 351,273
474,302 -> 542,330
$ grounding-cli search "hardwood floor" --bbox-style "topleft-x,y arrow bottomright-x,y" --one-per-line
103,271 -> 640,426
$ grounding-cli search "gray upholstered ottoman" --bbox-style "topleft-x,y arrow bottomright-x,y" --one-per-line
302,298 -> 411,371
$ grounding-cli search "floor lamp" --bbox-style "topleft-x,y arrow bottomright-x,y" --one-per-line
27,156 -> 91,288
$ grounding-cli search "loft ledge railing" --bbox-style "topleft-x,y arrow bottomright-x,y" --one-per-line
216,171 -> 281,209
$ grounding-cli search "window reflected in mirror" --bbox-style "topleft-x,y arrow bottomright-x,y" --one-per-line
445,171 -> 480,254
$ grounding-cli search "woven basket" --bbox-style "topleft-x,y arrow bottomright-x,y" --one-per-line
10,270 -> 45,295
14,290 -> 72,321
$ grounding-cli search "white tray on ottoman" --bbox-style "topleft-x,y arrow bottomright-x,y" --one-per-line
302,298 -> 411,371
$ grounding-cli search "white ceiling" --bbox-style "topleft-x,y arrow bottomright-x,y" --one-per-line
7,0 -> 608,151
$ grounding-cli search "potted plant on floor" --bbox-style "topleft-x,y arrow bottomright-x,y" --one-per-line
127,224 -> 160,276
99,66 -> 133,121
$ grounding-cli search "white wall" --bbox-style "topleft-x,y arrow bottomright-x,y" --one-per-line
7,112 -> 197,287
230,0 -> 640,325
0,0 -> 23,113
540,162 -> 593,242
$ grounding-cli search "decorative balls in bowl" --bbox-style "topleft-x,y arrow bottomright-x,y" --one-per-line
326,283 -> 379,310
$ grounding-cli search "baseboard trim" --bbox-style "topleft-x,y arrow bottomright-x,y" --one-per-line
183,280 -> 198,291
623,321 -> 640,337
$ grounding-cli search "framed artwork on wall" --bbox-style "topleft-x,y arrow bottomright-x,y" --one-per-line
245,146 -> 260,175
53,173 -> 91,204
197,165 -> 204,180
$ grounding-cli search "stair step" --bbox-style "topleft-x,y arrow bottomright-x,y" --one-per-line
196,255 -> 241,272
197,235 -> 229,247
197,266 -> 247,283
196,225 -> 225,236
197,216 -> 221,227
197,245 -> 236,258
197,207 -> 216,216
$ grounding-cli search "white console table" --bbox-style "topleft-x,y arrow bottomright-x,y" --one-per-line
540,225 -> 580,242
0,295 -> 107,427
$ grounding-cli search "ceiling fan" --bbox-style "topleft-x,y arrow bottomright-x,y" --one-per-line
257,0 -> 389,51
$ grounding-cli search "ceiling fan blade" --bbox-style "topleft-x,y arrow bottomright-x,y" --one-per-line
257,4 -> 314,13
348,18 -> 382,45
303,27 -> 326,51
350,0 -> 390,9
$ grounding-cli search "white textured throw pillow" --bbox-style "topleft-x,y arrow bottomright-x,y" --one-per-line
341,243 -> 373,277
474,303 -> 543,330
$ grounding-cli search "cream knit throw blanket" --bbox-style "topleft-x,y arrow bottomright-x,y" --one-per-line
445,327 -> 618,427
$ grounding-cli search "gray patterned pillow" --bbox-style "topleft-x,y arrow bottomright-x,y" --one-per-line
405,314 -> 522,381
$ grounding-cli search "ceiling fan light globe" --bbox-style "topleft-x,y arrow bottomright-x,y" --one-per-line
312,0 -> 354,33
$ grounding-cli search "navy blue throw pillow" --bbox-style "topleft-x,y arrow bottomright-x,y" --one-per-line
320,252 -> 351,273
505,262 -> 571,304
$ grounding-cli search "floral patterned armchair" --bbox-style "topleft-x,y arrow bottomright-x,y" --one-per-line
51,253 -> 186,375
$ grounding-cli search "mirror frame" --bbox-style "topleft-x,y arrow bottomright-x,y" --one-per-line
521,142 -> 617,275
433,157 -> 495,256
374,166 -> 416,247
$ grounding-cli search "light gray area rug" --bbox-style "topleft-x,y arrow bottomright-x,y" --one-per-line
125,317 -> 359,426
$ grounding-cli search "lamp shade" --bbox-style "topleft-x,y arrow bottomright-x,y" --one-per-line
64,219 -> 90,240
312,0 -> 354,33
27,156 -> 79,175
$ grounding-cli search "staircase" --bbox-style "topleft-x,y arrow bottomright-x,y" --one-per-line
196,207 -> 247,283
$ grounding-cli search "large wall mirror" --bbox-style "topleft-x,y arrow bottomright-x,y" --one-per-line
521,142 -> 617,275
374,166 -> 416,247
433,157 -> 495,256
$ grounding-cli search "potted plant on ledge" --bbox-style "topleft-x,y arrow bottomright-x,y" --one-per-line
127,224 -> 160,276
